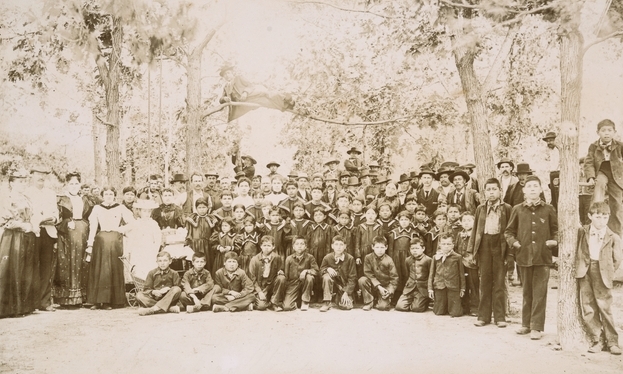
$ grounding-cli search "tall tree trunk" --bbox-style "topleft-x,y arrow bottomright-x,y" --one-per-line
453,44 -> 496,186
92,109 -> 104,186
557,1 -> 590,351
104,17 -> 123,189
185,29 -> 219,175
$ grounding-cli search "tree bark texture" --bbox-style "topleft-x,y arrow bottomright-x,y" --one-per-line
453,44 -> 496,188
557,5 -> 590,351
103,17 -> 123,189
92,109 -> 104,186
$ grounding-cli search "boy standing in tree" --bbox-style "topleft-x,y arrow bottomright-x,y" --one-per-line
505,176 -> 558,340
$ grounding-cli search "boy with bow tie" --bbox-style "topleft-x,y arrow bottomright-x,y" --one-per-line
428,234 -> 465,317
575,202 -> 623,355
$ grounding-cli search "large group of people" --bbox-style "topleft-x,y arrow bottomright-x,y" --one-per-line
0,120 -> 621,355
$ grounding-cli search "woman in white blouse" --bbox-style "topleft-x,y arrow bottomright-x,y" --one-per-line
85,187 -> 135,309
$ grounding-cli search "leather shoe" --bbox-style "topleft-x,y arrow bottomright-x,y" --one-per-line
530,330 -> 542,340
516,327 -> 530,335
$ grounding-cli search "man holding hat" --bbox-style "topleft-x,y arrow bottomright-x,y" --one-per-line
416,167 -> 441,217
542,131 -> 560,210
446,169 -> 481,215
344,147 -> 363,177
25,165 -> 59,312
497,158 -> 518,198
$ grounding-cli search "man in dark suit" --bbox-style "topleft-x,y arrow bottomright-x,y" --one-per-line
415,168 -> 440,217
446,169 -> 480,215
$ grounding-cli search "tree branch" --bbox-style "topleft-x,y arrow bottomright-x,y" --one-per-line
95,114 -> 115,127
483,22 -> 520,93
439,0 -> 480,10
288,1 -> 406,19
583,30 -> 623,54
201,101 -> 414,126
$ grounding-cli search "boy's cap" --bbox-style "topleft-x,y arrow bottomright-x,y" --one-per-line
325,175 -> 338,181
541,131 -> 556,141
30,165 -> 52,174
515,163 -> 533,175
496,158 -> 514,170
461,163 -> 476,170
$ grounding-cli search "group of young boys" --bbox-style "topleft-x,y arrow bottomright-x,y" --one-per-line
131,120 -> 623,355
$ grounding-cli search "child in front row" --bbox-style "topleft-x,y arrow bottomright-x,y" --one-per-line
320,235 -> 357,312
211,252 -> 255,312
179,253 -> 215,313
575,201 -> 623,355
137,251 -> 182,316
248,236 -> 286,311
455,212 -> 478,316
396,237 -> 432,312
428,233 -> 465,317
358,236 -> 399,311
283,236 -> 319,311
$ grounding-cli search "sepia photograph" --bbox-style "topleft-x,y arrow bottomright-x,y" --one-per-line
1,0 -> 623,373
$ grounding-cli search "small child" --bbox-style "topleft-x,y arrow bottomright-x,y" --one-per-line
388,211 -> 417,301
358,236 -> 399,311
137,251 -> 182,316
307,207 -> 335,267
356,207 -> 383,277
213,191 -> 234,221
428,234 -> 465,317
425,209 -> 448,257
455,212 -> 478,316
446,204 -> 463,238
285,202 -> 311,257
236,216 -> 260,275
179,253 -> 215,313
396,237 -> 432,312
277,181 -> 305,219
333,209 -> 357,259
211,252 -> 255,312
261,206 -> 290,262
304,186 -> 332,219
248,236 -> 286,311
185,198 -> 217,272
245,192 -> 266,225
350,197 -> 365,227
412,204 -> 431,237
210,217 -> 238,275
377,202 -> 398,237
575,201 -> 623,355
319,236 -> 357,312
283,236 -> 320,311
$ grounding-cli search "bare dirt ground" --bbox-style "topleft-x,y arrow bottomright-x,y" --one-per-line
1,274 -> 622,374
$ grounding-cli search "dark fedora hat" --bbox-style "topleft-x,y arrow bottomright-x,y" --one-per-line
450,170 -> 470,183
398,173 -> 412,183
30,165 -> 51,174
339,171 -> 351,179
542,131 -> 556,141
347,176 -> 361,186
418,167 -> 437,180
496,158 -> 514,170
346,147 -> 362,155
170,173 -> 188,183
461,163 -> 476,170
436,166 -> 453,179
266,161 -> 280,168
368,160 -> 380,169
440,161 -> 459,170
515,163 -> 534,175
204,170 -> 219,178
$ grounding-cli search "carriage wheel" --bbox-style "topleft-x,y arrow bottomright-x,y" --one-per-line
126,288 -> 139,307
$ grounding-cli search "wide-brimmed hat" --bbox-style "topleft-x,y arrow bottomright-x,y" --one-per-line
347,176 -> 361,186
450,170 -> 470,183
368,161 -> 380,169
516,163 -> 534,175
241,155 -> 257,165
297,172 -> 309,181
133,199 -> 159,210
288,171 -> 298,178
461,163 -> 476,170
323,158 -> 340,166
375,177 -> 391,185
398,173 -> 412,183
339,171 -> 351,179
311,172 -> 324,180
219,63 -> 234,77
10,168 -> 29,179
266,161 -> 280,168
496,158 -> 514,170
418,167 -> 437,180
436,166 -> 453,179
30,165 -> 51,174
542,131 -> 556,141
359,170 -> 370,179
346,147 -> 361,155
204,170 -> 219,178
170,173 -> 188,183
440,161 -> 459,170
409,171 -> 419,179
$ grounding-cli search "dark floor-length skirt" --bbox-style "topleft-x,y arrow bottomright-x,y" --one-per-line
86,231 -> 126,306
54,220 -> 89,305
0,229 -> 38,318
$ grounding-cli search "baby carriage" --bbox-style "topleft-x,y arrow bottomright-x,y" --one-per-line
119,256 -> 144,307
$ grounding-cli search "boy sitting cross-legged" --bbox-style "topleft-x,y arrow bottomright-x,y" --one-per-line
212,252 -> 255,312
137,251 -> 182,316
179,253 -> 216,313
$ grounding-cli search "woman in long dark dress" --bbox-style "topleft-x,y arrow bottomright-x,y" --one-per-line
86,187 -> 134,309
54,172 -> 93,307
0,169 -> 39,318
